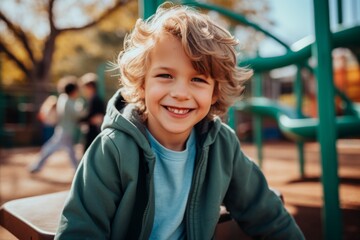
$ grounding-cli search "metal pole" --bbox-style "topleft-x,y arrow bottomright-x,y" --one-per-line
295,65 -> 305,177
252,73 -> 263,168
337,0 -> 343,25
312,0 -> 342,239
227,106 -> 235,130
139,0 -> 162,19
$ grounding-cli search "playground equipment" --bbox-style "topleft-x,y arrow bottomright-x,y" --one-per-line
235,97 -> 360,141
139,1 -> 360,239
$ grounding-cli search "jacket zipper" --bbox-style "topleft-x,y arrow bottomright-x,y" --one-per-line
138,157 -> 155,240
186,147 -> 207,240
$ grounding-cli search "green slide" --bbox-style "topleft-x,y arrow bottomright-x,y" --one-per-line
235,97 -> 360,141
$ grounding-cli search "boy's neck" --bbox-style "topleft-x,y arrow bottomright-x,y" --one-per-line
147,128 -> 191,151
163,139 -> 186,151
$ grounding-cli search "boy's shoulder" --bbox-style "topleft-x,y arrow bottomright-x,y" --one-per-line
199,118 -> 240,149
214,118 -> 238,140
99,127 -> 137,145
98,126 -> 151,154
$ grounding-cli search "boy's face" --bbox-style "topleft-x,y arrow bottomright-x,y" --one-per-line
143,32 -> 217,149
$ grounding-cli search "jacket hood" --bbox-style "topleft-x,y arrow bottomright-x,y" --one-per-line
101,90 -> 223,151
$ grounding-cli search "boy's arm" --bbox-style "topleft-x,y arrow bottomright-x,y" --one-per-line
55,134 -> 123,239
223,140 -> 305,239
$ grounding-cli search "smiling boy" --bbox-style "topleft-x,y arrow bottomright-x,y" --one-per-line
56,4 -> 304,240
144,32 -> 217,151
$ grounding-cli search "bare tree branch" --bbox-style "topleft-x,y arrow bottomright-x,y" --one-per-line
59,0 -> 130,32
0,11 -> 36,64
48,0 -> 57,34
0,38 -> 31,78
0,0 -> 130,86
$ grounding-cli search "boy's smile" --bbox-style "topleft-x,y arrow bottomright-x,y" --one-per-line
144,32 -> 217,151
165,106 -> 192,116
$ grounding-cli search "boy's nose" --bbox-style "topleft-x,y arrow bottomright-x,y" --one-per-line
169,81 -> 190,100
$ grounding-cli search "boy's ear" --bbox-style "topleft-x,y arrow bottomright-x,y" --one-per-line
211,93 -> 218,105
139,85 -> 145,98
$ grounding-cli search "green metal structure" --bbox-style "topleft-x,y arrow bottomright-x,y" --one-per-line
313,1 -> 341,239
139,0 -> 360,238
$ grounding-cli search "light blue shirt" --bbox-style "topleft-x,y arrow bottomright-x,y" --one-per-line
147,129 -> 196,240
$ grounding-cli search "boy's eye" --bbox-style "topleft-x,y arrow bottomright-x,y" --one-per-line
192,77 -> 207,83
156,74 -> 172,79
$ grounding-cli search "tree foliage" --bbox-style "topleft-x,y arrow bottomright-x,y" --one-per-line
0,0 -> 133,95
51,1 -> 138,86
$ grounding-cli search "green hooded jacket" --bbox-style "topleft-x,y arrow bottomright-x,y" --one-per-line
56,90 -> 304,239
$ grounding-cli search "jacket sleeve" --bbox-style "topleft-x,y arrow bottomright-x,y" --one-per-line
55,133 -> 123,239
223,139 -> 305,240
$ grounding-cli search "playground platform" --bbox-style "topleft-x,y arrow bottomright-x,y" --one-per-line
0,140 -> 359,239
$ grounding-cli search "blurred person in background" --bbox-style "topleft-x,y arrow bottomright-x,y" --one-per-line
79,73 -> 106,151
38,95 -> 58,142
29,76 -> 84,173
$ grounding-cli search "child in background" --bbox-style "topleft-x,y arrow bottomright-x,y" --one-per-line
56,4 -> 304,239
30,76 -> 84,173
38,95 -> 58,142
79,73 -> 106,151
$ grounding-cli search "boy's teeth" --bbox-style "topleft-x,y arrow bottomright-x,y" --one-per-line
167,107 -> 190,114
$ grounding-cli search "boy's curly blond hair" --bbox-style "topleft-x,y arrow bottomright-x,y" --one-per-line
118,3 -> 252,118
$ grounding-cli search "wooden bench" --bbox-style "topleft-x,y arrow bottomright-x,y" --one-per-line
0,189 -> 282,239
0,191 -> 68,240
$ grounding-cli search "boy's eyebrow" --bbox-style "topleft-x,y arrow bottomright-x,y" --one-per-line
152,66 -> 206,76
152,66 -> 174,71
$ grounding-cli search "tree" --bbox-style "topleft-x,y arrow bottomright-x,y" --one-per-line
50,1 -> 138,96
0,0 -> 131,105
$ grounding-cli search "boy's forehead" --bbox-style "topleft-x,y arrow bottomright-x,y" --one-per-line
148,35 -> 192,72
156,31 -> 179,44
150,32 -> 211,78
151,32 -> 182,57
